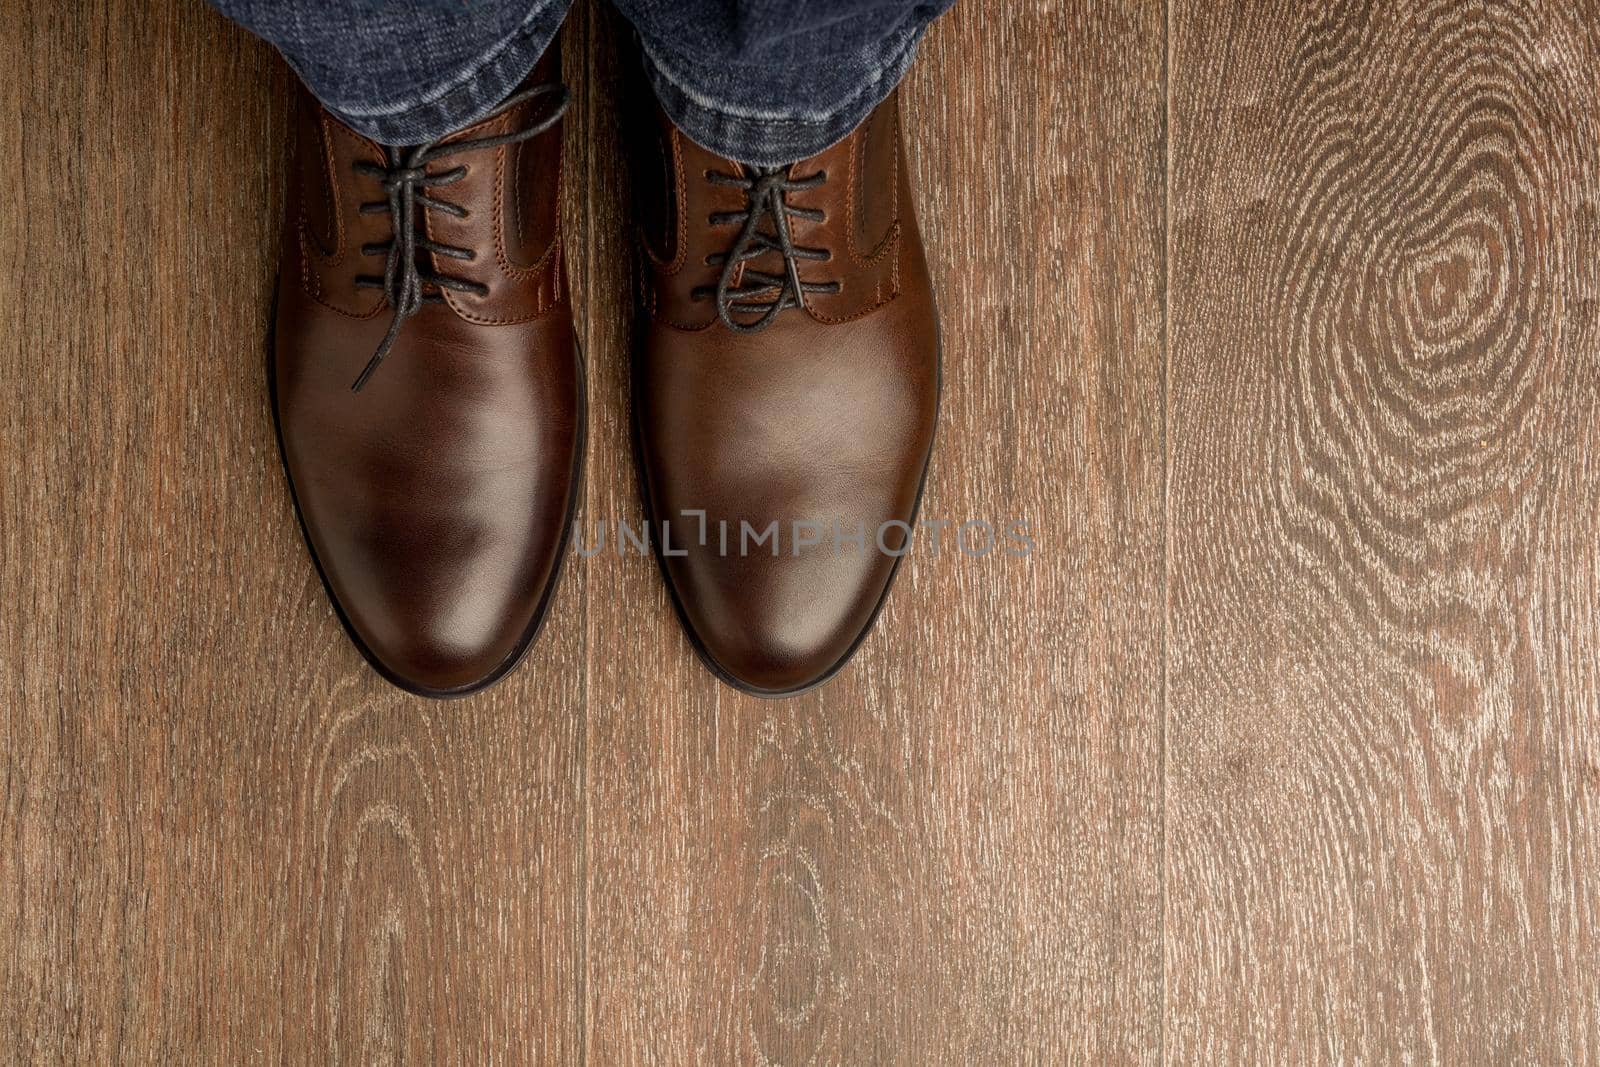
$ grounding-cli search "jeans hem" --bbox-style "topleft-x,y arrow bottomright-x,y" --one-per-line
305,0 -> 571,145
634,21 -> 927,167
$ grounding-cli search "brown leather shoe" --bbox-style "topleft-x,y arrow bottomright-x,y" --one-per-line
271,51 -> 583,698
629,89 -> 940,697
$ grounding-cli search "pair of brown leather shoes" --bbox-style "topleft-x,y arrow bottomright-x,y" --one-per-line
270,45 -> 939,698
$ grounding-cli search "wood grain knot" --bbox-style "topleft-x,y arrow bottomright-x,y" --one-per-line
300,706 -> 447,1064
1261,0 -> 1552,683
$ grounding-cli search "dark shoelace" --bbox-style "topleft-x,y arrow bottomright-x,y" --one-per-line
349,82 -> 569,391
692,166 -> 841,332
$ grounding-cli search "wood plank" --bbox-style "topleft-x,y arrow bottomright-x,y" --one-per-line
578,0 -> 1166,1060
1166,0 -> 1600,1059
1,0 -> 587,1059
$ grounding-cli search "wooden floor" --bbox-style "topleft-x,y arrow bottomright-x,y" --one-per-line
4,0 -> 1599,1061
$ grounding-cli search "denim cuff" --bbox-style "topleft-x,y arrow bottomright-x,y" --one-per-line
296,0 -> 573,145
259,0 -> 938,160
632,19 -> 931,168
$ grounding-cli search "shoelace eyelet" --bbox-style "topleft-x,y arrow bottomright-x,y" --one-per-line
346,82 -> 569,391
690,164 -> 843,333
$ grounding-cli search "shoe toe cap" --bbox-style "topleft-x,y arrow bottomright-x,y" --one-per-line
276,375 -> 580,698
664,540 -> 906,695
291,476 -> 572,696
636,314 -> 937,697
330,544 -> 555,696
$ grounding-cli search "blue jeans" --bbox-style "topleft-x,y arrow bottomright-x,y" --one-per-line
209,0 -> 954,166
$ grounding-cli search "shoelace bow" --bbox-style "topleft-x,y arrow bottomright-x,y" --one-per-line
693,165 -> 841,332
349,82 -> 569,391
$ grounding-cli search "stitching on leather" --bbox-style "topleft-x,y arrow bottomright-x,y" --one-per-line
641,260 -> 659,319
491,116 -> 558,280
847,118 -> 867,265
644,126 -> 716,328
296,230 -> 317,300
315,115 -> 348,267
294,126 -> 321,301
300,115 -> 385,320
511,140 -> 524,250
847,105 -> 898,266
809,102 -> 901,325
668,128 -> 688,273
808,218 -> 900,324
655,301 -> 719,330
305,112 -> 339,259
449,216 -> 563,324
659,316 -> 722,334
300,220 -> 386,320
889,108 -> 900,252
441,111 -> 562,326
